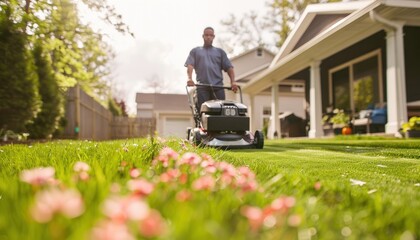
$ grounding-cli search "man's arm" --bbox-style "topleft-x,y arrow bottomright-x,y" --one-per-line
227,67 -> 238,93
187,64 -> 195,86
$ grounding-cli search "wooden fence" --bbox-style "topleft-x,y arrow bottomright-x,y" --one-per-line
62,85 -> 155,140
111,117 -> 156,139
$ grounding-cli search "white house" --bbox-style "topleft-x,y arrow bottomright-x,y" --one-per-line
242,0 -> 420,138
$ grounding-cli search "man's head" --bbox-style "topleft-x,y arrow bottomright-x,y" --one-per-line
202,27 -> 215,47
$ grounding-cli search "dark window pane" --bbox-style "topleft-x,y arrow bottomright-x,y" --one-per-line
332,68 -> 350,111
353,56 -> 379,111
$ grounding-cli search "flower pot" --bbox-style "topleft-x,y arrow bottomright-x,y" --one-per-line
405,130 -> 420,138
333,124 -> 345,135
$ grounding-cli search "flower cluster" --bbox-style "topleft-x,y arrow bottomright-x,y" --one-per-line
19,165 -> 85,223
241,196 -> 298,232
18,145 -> 297,238
152,147 -> 259,194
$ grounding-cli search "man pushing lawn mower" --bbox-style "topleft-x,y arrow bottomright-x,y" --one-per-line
184,27 -> 264,149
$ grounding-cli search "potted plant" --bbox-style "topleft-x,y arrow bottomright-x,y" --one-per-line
401,116 -> 420,138
328,109 -> 350,135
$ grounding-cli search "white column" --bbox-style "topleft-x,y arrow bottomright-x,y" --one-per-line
309,61 -> 324,138
269,84 -> 280,139
385,26 -> 407,134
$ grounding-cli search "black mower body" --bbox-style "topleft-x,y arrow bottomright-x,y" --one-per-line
186,84 -> 264,149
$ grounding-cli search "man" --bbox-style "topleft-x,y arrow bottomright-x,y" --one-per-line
185,27 -> 238,110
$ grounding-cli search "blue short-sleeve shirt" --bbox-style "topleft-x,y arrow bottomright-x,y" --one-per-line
184,46 -> 233,85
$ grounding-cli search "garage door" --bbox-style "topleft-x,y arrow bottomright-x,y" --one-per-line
163,117 -> 192,138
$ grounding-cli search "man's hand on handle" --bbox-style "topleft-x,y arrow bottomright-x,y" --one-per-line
187,79 -> 195,86
231,83 -> 238,93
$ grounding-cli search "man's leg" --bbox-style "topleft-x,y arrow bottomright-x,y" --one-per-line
196,86 -> 211,112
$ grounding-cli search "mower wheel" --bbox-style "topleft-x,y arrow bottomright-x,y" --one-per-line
186,127 -> 192,140
193,129 -> 202,146
254,130 -> 264,149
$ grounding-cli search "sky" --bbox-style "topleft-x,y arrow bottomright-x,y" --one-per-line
80,0 -> 268,115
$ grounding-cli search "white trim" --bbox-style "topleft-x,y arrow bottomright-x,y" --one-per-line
270,1 -> 375,67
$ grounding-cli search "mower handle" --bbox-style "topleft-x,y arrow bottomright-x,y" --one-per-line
186,83 -> 243,103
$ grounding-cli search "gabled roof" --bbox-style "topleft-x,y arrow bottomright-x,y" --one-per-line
243,0 -> 420,95
228,47 -> 275,83
270,0 -> 374,67
230,46 -> 275,61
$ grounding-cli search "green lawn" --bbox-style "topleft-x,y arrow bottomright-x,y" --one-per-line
0,136 -> 419,239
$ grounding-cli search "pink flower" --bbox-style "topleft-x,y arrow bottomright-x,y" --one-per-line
179,152 -> 201,166
154,147 -> 179,167
270,196 -> 295,213
314,181 -> 322,191
241,206 -> 264,232
127,179 -> 154,197
176,190 -> 192,202
20,167 -> 56,186
102,195 -> 149,223
179,173 -> 188,184
200,159 -> 217,174
139,210 -> 166,238
31,188 -> 84,223
220,172 -> 234,187
73,161 -> 90,172
73,162 -> 90,181
90,220 -> 135,240
236,178 -> 258,192
217,162 -> 237,177
192,175 -> 215,191
159,169 -> 181,183
78,171 -> 90,181
129,168 -> 141,178
237,166 -> 255,179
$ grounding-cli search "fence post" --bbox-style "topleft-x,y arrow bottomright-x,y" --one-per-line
75,84 -> 80,140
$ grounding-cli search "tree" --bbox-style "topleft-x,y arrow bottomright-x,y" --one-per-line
219,0 -> 343,56
29,0 -> 115,99
26,42 -> 63,139
117,99 -> 128,117
0,0 -> 128,135
218,11 -> 270,55
0,4 -> 40,132
108,97 -> 122,116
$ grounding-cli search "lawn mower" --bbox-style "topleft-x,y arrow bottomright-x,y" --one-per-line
186,83 -> 264,149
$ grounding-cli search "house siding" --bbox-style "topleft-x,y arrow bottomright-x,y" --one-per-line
293,14 -> 349,51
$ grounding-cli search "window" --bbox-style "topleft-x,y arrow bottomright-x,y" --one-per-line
328,49 -> 383,115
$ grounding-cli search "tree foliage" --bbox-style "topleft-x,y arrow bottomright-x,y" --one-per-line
26,42 -> 63,139
0,4 -> 40,132
0,0 -> 130,135
30,0 -> 115,98
219,0 -> 344,56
